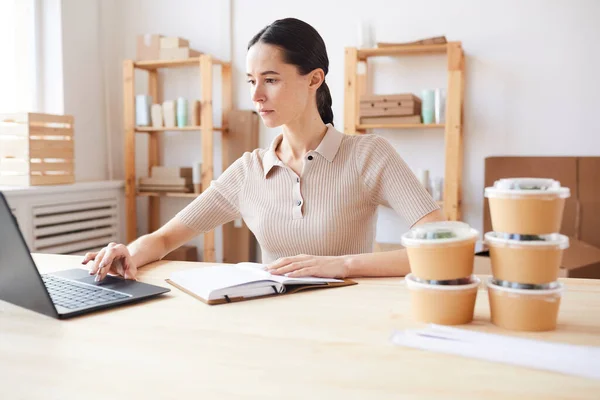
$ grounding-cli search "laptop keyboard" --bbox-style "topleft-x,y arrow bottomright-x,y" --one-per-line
42,274 -> 131,310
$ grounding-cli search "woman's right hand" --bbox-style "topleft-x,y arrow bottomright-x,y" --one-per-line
81,242 -> 138,282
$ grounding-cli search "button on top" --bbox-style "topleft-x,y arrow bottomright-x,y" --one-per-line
296,200 -> 302,206
296,177 -> 300,183
307,155 -> 313,161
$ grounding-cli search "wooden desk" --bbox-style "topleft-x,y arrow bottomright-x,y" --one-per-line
1,254 -> 599,399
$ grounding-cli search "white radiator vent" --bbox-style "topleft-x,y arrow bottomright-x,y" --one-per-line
32,198 -> 118,255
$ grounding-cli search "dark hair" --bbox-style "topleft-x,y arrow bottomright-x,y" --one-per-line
248,18 -> 334,126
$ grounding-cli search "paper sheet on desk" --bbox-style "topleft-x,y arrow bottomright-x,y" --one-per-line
390,325 -> 600,380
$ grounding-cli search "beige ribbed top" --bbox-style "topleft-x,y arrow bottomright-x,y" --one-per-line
176,124 -> 439,263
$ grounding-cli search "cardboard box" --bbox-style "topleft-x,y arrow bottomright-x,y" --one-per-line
377,36 -> 447,48
359,105 -> 419,118
360,94 -> 421,103
483,156 -> 600,279
159,47 -> 201,60
164,245 -> 198,262
136,34 -> 162,61
160,37 -> 189,49
361,99 -> 420,109
360,115 -> 421,125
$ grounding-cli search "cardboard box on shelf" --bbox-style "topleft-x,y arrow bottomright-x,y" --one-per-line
360,94 -> 421,104
361,99 -> 420,109
376,36 -> 447,48
360,115 -> 422,125
360,105 -> 419,118
159,47 -> 202,60
136,34 -> 162,61
483,156 -> 600,279
160,37 -> 189,49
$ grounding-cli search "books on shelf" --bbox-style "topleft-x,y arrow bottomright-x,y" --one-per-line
138,166 -> 193,193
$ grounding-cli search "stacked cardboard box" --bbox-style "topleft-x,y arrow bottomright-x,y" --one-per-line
359,94 -> 422,124
138,166 -> 193,193
136,34 -> 202,61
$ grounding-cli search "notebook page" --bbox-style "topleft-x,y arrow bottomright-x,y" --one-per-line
215,281 -> 284,299
168,265 -> 279,301
236,262 -> 343,285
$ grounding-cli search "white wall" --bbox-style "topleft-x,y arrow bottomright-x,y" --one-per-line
39,0 -> 64,115
232,0 -> 600,241
58,0 -> 112,182
100,0 -> 232,259
60,0 -> 600,256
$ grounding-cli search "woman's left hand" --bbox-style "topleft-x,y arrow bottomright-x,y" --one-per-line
266,254 -> 350,278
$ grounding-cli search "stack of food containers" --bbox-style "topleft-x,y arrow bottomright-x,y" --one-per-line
401,222 -> 480,325
484,178 -> 571,331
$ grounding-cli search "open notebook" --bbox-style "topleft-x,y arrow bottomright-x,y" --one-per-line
166,263 -> 356,305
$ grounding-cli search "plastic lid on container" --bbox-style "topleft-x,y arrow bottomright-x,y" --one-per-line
484,178 -> 570,199
401,221 -> 479,247
487,277 -> 564,295
405,273 -> 481,291
484,232 -> 569,249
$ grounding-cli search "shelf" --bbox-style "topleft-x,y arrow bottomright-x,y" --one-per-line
357,44 -> 448,60
344,42 -> 464,221
135,126 -> 226,133
134,56 -> 226,70
137,191 -> 199,198
357,123 -> 444,130
124,50 -> 237,263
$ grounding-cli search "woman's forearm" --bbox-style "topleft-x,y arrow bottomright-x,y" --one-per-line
344,249 -> 410,277
127,233 -> 168,269
343,208 -> 446,277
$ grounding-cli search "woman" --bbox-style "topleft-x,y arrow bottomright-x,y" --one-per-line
84,18 -> 444,282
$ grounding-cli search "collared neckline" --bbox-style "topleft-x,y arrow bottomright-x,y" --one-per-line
262,124 -> 343,178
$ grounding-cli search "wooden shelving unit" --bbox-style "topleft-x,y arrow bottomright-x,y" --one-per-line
344,42 -> 465,221
135,126 -> 226,133
357,123 -> 444,130
136,191 -> 199,198
123,54 -> 232,262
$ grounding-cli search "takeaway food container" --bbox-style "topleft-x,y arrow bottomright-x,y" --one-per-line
401,221 -> 479,280
484,178 -> 570,235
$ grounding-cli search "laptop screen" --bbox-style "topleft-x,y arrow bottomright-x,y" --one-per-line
0,193 -> 58,318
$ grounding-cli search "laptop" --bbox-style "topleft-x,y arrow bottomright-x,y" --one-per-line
0,192 -> 170,319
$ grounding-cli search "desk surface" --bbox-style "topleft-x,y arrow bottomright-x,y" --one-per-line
1,254 -> 599,399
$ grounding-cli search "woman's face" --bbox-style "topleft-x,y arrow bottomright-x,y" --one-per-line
246,43 -> 312,128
